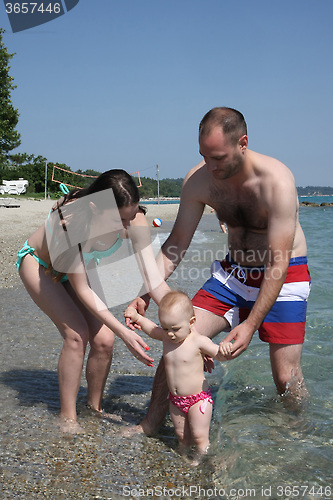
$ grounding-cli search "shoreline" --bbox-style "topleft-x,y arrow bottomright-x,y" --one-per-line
1,195 -> 331,288
299,201 -> 333,207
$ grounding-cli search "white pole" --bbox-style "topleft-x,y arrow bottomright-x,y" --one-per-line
157,164 -> 160,204
45,160 -> 47,199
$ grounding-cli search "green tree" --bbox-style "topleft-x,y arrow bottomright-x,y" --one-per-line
0,29 -> 21,173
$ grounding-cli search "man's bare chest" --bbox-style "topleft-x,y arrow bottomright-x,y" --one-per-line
209,184 -> 267,229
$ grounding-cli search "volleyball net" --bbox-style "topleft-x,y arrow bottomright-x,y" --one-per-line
51,165 -> 142,190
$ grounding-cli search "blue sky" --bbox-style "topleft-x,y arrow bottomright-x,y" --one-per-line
1,0 -> 333,186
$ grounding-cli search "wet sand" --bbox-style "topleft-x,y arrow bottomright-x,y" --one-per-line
0,197 -> 227,498
1,284 -> 228,499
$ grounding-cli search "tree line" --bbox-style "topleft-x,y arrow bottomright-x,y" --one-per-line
0,153 -> 184,197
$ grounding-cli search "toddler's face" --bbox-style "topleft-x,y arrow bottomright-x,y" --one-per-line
159,305 -> 194,344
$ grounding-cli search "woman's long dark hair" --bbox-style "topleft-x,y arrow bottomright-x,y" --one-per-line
62,169 -> 140,209
47,169 -> 144,280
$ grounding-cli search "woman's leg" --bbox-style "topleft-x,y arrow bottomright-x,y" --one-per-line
19,255 -> 89,423
61,281 -> 115,413
86,326 -> 114,411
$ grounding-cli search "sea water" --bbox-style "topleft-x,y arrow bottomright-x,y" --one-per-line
148,206 -> 333,498
0,206 -> 332,499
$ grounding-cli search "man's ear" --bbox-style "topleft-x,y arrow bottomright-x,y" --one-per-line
239,134 -> 248,151
190,316 -> 196,326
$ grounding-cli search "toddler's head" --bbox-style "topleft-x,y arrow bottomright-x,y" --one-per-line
158,291 -> 195,343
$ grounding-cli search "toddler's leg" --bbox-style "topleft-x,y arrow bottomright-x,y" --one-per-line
169,402 -> 191,454
187,399 -> 213,465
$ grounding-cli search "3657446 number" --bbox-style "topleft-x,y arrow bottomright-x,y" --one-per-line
5,3 -> 62,14
276,485 -> 332,497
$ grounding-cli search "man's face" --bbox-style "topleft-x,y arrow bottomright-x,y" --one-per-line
199,127 -> 244,180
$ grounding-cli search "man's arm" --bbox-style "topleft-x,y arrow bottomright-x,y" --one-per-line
224,169 -> 298,357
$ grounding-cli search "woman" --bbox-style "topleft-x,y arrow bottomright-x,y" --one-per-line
17,169 -> 169,432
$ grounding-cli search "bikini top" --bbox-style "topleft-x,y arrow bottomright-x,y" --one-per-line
47,185 -> 123,267
82,234 -> 122,266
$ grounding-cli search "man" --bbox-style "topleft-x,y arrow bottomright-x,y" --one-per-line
128,107 -> 310,435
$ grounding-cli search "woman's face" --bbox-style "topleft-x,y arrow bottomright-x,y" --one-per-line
118,203 -> 140,228
90,202 -> 139,235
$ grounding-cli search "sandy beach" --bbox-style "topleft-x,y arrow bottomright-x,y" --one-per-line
0,197 -> 210,288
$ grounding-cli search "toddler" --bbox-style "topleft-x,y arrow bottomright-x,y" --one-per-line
125,290 -> 233,464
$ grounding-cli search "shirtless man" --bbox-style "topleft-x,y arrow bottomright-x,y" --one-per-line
128,107 -> 311,435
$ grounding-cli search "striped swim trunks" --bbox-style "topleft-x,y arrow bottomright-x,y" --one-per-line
192,255 -> 311,344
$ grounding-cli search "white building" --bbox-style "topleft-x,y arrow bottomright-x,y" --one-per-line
0,178 -> 29,195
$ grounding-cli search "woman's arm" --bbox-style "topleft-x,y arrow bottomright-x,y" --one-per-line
67,269 -> 154,366
125,210 -> 170,329
127,211 -> 170,305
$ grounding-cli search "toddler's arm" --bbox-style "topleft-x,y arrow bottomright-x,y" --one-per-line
124,307 -> 163,341
199,335 -> 232,361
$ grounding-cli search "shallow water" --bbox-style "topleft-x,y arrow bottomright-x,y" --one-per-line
0,207 -> 332,499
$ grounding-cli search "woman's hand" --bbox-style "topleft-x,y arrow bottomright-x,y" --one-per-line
121,328 -> 154,367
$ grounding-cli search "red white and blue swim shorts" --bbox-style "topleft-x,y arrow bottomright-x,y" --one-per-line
192,255 -> 311,345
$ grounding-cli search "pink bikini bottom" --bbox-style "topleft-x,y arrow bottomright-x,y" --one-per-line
168,388 -> 213,414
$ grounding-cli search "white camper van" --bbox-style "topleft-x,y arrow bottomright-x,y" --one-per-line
0,178 -> 29,195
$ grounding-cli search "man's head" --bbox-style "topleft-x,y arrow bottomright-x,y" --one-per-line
199,107 -> 248,179
199,107 -> 247,145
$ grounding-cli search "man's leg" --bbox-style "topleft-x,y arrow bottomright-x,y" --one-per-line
194,307 -> 230,338
140,356 -> 169,435
269,343 -> 308,398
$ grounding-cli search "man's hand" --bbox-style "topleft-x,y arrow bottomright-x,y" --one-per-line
125,294 -> 151,330
222,320 -> 255,358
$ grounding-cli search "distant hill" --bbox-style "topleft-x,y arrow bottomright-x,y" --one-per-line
140,176 -> 183,198
141,180 -> 333,199
297,186 -> 333,195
